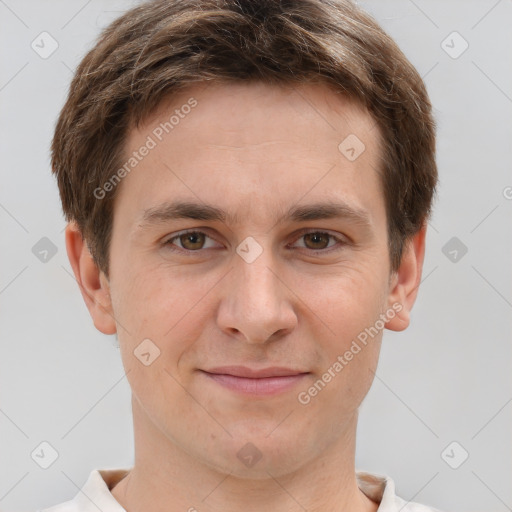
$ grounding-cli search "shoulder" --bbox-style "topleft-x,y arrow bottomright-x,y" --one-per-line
36,500 -> 79,512
394,497 -> 444,512
35,468 -> 130,512
394,496 -> 444,512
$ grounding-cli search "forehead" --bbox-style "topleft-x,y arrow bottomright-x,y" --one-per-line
115,81 -> 385,230
137,80 -> 378,148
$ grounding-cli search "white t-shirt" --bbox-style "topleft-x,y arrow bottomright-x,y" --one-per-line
37,468 -> 443,512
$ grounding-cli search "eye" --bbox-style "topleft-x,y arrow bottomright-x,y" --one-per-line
290,230 -> 346,253
164,230 -> 220,252
163,229 -> 346,255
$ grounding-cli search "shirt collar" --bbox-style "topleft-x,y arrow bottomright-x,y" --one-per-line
71,468 -> 129,512
69,468 -> 406,512
356,470 -> 398,510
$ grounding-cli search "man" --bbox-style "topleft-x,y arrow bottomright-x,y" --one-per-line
44,0 -> 440,510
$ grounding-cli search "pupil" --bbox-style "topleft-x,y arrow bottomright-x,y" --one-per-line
183,232 -> 203,249
307,233 -> 327,249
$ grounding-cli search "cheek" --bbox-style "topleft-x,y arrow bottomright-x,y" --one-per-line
314,336 -> 382,417
299,273 -> 384,413
109,268 -> 206,416
111,265 -> 220,366
305,260 -> 388,333
299,262 -> 387,393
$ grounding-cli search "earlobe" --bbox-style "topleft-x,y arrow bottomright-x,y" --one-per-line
385,224 -> 427,332
65,222 -> 117,335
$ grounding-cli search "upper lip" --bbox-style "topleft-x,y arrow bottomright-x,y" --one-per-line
202,366 -> 309,379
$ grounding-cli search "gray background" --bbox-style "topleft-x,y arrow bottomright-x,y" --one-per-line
0,0 -> 511,511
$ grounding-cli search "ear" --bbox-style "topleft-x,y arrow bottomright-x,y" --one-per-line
65,222 -> 117,335
385,224 -> 427,332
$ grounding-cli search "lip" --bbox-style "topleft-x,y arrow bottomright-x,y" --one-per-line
200,366 -> 310,396
205,366 -> 308,378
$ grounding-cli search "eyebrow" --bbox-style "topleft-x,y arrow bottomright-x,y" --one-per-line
138,200 -> 372,230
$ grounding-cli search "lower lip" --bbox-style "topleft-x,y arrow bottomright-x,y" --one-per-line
201,371 -> 309,396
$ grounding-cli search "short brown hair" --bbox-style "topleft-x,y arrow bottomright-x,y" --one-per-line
51,0 -> 437,276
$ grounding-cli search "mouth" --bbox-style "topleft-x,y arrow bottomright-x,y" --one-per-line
199,366 -> 310,396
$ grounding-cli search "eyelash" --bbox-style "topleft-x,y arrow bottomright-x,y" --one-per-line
163,228 -> 347,256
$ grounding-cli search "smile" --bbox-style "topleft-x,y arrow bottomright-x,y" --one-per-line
200,367 -> 310,396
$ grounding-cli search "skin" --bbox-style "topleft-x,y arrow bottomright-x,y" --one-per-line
66,81 -> 426,512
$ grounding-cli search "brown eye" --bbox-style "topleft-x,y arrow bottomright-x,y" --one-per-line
178,232 -> 206,250
303,232 -> 331,250
164,230 -> 221,253
290,230 -> 345,254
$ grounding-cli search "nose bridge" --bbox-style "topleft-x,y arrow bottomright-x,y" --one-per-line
235,238 -> 281,313
217,237 -> 296,343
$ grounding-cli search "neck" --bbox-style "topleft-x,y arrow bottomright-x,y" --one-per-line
111,396 -> 378,512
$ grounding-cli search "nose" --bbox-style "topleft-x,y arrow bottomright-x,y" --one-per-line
216,244 -> 298,344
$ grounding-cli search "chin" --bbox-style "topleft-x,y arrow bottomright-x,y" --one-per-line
200,428 -> 313,479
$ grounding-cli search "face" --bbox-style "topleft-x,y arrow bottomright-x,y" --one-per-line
73,81 -> 419,478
